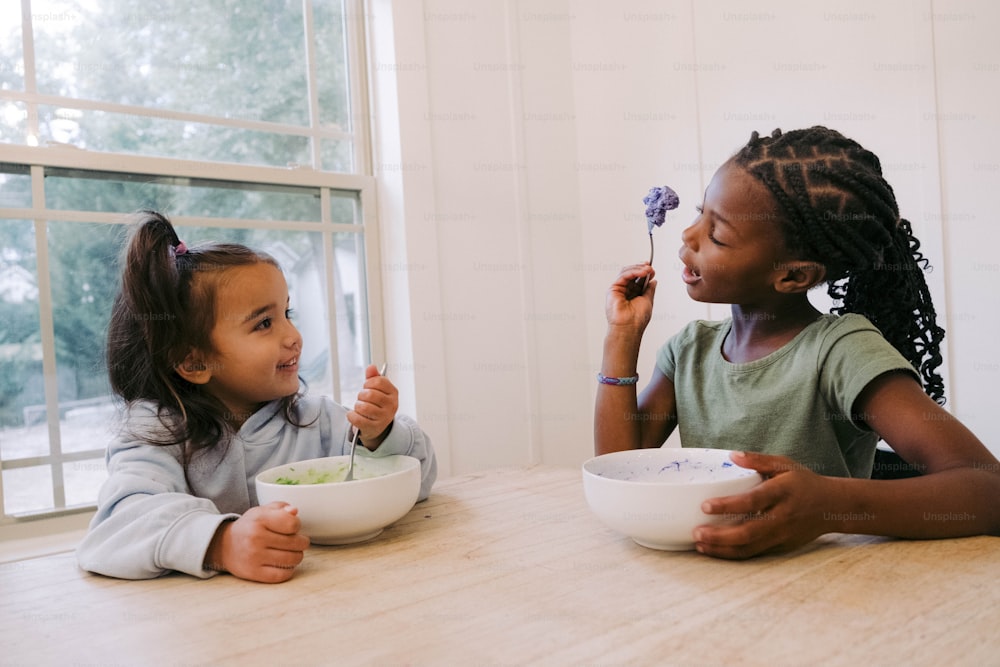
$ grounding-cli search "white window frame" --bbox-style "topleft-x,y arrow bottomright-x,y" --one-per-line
0,0 -> 383,554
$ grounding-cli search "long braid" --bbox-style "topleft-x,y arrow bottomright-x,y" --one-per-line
733,127 -> 946,404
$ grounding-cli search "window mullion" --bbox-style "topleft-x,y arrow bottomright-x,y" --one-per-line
359,185 -> 380,366
320,187 -> 342,404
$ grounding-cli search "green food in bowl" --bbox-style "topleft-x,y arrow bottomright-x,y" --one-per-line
272,462 -> 383,485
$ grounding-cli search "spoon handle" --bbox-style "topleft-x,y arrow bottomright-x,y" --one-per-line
624,233 -> 654,300
345,363 -> 389,480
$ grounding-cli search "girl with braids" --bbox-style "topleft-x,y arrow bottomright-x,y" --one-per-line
595,127 -> 1000,559
77,211 -> 436,582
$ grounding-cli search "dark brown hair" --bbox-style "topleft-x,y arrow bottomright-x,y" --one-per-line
106,210 -> 306,474
732,127 -> 946,404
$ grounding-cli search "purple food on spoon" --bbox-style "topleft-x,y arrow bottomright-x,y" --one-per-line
627,185 -> 679,300
643,185 -> 679,233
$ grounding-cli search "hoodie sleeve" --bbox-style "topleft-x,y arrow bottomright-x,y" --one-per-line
76,410 -> 236,580
314,396 -> 437,502
346,413 -> 438,502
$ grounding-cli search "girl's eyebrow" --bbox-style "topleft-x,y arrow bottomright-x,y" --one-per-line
700,196 -> 734,227
242,304 -> 275,324
706,207 -> 736,231
242,296 -> 291,323
712,210 -> 733,226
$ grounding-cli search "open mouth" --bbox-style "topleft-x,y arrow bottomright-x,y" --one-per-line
277,357 -> 299,371
681,264 -> 701,284
678,248 -> 701,284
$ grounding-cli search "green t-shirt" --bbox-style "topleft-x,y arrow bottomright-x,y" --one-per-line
656,313 -> 919,478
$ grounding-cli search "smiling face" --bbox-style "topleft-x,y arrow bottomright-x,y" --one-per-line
677,160 -> 801,306
194,262 -> 303,423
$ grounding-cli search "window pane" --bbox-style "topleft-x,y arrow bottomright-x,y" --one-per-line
37,106 -> 313,169
60,401 -> 116,456
32,0 -> 310,125
0,7 -> 24,91
330,192 -> 357,225
334,231 -> 369,399
0,219 -> 43,446
322,139 -> 354,174
0,102 -> 29,145
45,168 -> 322,221
0,166 -> 32,207
2,464 -> 53,515
48,222 -> 121,442
64,457 -> 108,507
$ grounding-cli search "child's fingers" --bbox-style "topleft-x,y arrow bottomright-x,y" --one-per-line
252,566 -> 298,584
613,264 -> 654,289
264,539 -> 309,565
694,486 -> 784,559
350,399 -> 395,424
729,450 -> 802,477
644,277 -> 658,300
700,469 -> 785,517
359,378 -> 397,399
352,383 -> 399,421
361,369 -> 396,405
693,522 -> 775,559
257,502 -> 304,536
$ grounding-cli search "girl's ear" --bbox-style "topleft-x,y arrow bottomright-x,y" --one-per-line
175,350 -> 212,385
775,260 -> 826,294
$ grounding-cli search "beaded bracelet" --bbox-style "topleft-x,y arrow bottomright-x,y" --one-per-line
597,373 -> 638,386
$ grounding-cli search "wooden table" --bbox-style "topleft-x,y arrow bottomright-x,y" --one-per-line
2,466 -> 998,666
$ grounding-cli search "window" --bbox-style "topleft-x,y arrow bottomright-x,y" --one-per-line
0,0 -> 378,529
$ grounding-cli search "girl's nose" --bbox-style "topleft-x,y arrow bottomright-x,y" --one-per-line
680,220 -> 698,250
284,322 -> 303,351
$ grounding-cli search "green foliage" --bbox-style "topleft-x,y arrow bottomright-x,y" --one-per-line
27,0 -> 349,167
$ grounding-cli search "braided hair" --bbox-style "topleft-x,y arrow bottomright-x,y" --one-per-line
732,127 -> 946,404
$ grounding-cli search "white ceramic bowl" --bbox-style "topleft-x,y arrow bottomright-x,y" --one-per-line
255,454 -> 421,545
582,448 -> 763,551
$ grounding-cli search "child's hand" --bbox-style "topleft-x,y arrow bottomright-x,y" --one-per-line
205,502 -> 310,583
348,364 -> 398,449
606,264 -> 656,331
692,451 -> 835,559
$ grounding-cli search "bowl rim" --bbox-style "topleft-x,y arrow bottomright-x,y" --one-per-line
255,453 -> 420,488
581,447 -> 762,487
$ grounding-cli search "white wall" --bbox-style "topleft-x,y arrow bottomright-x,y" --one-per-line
369,0 -> 1000,477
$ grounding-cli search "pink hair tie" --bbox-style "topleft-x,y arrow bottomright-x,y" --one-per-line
174,241 -> 188,256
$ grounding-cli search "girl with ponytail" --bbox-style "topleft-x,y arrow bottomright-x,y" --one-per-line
596,127 -> 999,559
79,211 -> 436,582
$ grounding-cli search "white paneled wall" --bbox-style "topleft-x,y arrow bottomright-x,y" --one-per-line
370,0 -> 1000,476
932,1 -> 1000,437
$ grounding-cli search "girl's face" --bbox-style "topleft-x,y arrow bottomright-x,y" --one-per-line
199,262 -> 303,424
677,160 -> 796,306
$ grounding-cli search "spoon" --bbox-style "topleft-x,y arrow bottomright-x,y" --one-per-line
625,185 -> 678,300
624,233 -> 654,300
344,362 -> 388,482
